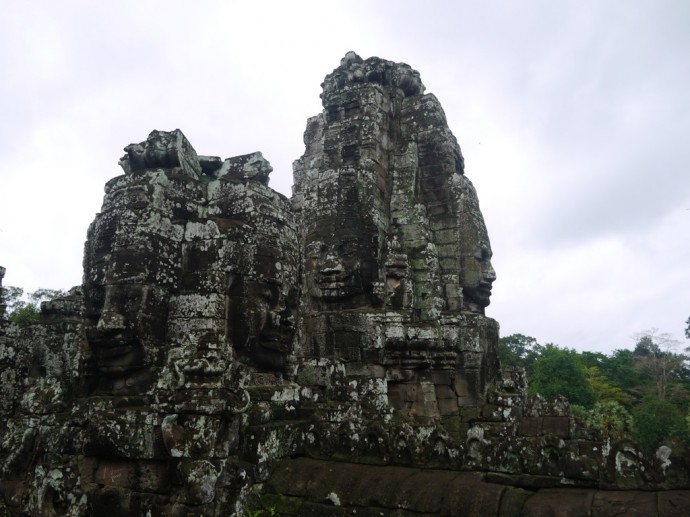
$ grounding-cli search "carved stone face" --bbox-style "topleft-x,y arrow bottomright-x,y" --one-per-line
229,275 -> 297,370
462,243 -> 495,308
227,233 -> 299,369
455,176 -> 497,314
305,232 -> 374,308
140,132 -> 170,168
83,177 -> 181,393
121,129 -> 200,175
460,225 -> 496,313
85,283 -> 168,385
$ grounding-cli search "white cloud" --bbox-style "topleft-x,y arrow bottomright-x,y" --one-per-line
1,0 -> 689,351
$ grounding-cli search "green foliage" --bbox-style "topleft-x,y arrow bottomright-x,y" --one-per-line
633,334 -> 658,357
570,404 -> 588,422
633,329 -> 689,400
685,316 -> 690,340
579,351 -> 608,369
632,395 -> 689,452
242,509 -> 275,517
242,503 -> 276,517
29,288 -> 67,303
602,349 -> 639,392
240,491 -> 277,517
1,286 -> 67,327
583,366 -> 631,405
498,333 -> 542,374
8,304 -> 40,326
503,327 -> 690,452
529,344 -> 596,407
585,401 -> 633,440
1,286 -> 25,312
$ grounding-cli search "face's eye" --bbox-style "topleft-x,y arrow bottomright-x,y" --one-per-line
307,242 -> 326,257
338,242 -> 359,259
473,246 -> 492,262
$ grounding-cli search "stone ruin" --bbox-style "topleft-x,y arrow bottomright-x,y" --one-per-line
1,52 -> 689,516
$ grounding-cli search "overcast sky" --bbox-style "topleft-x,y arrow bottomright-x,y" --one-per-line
1,0 -> 689,354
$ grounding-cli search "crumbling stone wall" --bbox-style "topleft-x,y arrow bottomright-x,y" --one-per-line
1,53 -> 689,517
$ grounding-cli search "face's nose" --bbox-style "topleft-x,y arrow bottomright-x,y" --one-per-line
483,262 -> 497,283
321,253 -> 344,275
97,310 -> 126,332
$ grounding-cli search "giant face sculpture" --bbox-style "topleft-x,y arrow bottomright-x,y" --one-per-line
83,132 -> 196,393
458,179 -> 496,314
461,239 -> 496,311
229,275 -> 298,371
120,129 -> 200,176
228,248 -> 299,371
82,182 -> 181,393
304,223 -> 377,310
83,212 -> 175,394
84,281 -> 168,392
208,159 -> 300,371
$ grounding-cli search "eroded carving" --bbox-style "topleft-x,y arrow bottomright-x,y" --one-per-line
2,54 -> 687,517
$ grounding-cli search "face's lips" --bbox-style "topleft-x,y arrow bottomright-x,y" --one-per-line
318,272 -> 350,283
258,329 -> 292,352
98,363 -> 136,374
259,328 -> 283,342
95,342 -> 138,360
87,328 -> 144,372
318,281 -> 350,289
465,282 -> 493,307
87,330 -> 133,348
95,348 -> 144,376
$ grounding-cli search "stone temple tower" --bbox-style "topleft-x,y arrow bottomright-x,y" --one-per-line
292,52 -> 501,419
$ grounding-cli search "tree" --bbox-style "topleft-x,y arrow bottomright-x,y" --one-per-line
529,344 -> 596,407
633,329 -> 689,400
1,286 -> 26,313
8,304 -> 41,326
29,288 -> 67,303
685,316 -> 690,340
633,395 -> 688,452
0,286 -> 67,326
585,401 -> 633,440
498,333 -> 540,371
603,349 -> 639,392
583,365 -> 630,405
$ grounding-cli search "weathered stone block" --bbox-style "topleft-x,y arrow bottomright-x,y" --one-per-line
519,417 -> 542,437
658,491 -> 690,516
522,489 -> 595,516
438,397 -> 459,416
441,474 -> 504,516
541,416 -> 570,438
591,490 -> 657,516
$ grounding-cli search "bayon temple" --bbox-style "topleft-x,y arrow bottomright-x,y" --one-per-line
1,53 -> 689,516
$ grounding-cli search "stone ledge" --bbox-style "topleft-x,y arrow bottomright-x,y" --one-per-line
264,458 -> 690,517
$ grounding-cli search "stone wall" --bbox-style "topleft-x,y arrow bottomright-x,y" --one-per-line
261,458 -> 690,516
